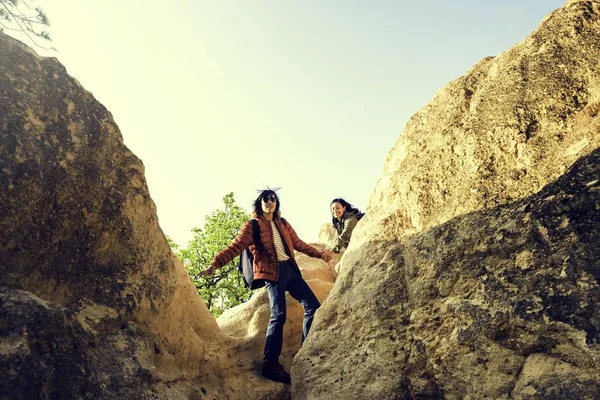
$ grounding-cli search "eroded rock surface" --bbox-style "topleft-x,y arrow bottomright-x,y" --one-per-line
293,142 -> 600,400
0,30 -> 231,399
294,1 -> 600,399
354,0 -> 600,248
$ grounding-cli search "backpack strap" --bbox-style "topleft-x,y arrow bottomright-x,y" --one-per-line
251,219 -> 261,250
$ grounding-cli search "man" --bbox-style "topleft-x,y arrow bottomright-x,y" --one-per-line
200,189 -> 333,384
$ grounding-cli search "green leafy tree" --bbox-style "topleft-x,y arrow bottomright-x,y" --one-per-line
0,0 -> 53,49
173,192 -> 252,318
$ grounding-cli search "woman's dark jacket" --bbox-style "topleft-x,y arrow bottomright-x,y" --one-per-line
332,211 -> 360,253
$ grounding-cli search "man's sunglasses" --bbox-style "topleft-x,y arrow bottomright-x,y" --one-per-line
262,196 -> 277,203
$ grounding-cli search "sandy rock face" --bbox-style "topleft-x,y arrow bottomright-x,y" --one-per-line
293,144 -> 600,400
0,31 -> 226,399
293,1 -> 600,399
353,0 -> 600,249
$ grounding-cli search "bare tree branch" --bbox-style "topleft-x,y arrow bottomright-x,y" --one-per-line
0,0 -> 53,50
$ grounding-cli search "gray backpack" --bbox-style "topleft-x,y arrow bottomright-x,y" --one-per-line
237,219 -> 265,289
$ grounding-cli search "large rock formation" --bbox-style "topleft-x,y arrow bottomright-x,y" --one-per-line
353,0 -> 600,248
294,146 -> 600,399
293,1 -> 600,399
0,31 -> 337,399
0,30 -> 225,399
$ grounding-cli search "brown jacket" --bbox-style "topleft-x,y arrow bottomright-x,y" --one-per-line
212,215 -> 325,281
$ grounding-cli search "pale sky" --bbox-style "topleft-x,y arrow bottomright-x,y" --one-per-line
13,0 -> 566,247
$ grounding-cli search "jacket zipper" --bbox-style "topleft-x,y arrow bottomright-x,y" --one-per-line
275,219 -> 302,275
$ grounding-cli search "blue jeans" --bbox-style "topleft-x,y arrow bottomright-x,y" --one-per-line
263,260 -> 321,362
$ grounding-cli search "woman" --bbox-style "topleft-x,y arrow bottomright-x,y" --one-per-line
200,189 -> 332,384
328,198 -> 363,273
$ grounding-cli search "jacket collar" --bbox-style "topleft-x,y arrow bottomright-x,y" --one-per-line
257,214 -> 279,224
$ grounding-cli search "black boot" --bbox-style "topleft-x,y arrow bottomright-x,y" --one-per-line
262,360 -> 291,384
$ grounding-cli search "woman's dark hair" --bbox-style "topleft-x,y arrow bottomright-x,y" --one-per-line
252,189 -> 281,218
330,198 -> 361,225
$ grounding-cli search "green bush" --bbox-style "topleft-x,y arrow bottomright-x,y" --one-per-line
171,192 -> 252,318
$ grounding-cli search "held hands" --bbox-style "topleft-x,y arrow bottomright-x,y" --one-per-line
198,263 -> 217,278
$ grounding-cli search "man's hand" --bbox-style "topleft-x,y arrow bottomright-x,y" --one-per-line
322,250 -> 333,262
198,264 -> 217,278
